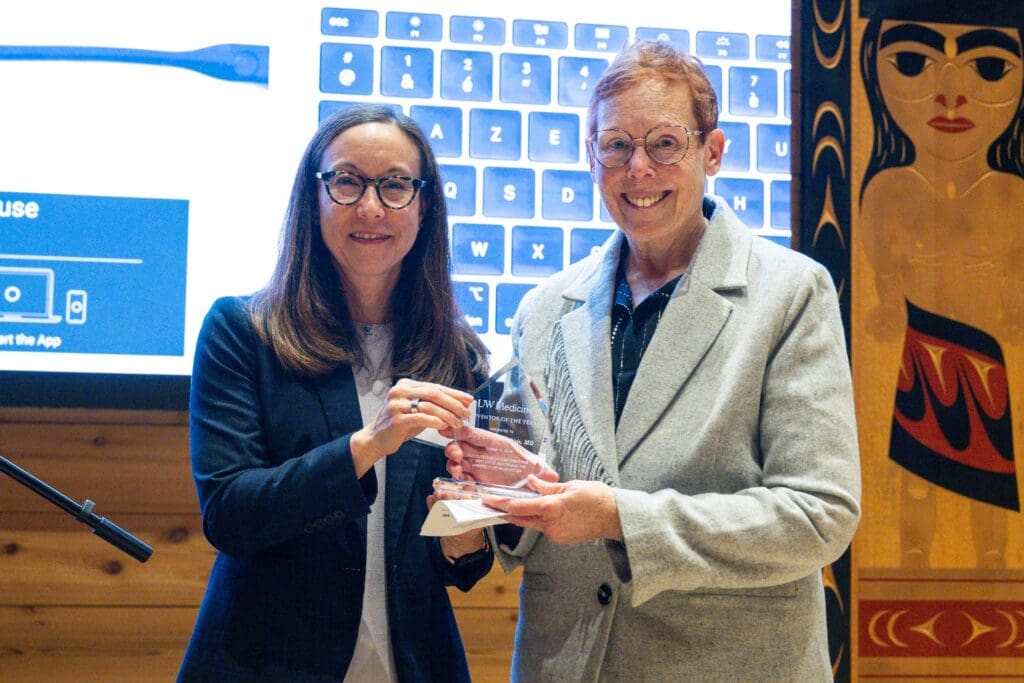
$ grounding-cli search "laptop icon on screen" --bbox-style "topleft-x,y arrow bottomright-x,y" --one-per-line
0,266 -> 63,323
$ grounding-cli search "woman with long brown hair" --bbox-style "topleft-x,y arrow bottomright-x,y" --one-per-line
179,104 -> 491,682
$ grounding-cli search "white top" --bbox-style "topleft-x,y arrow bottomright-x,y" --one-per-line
344,323 -> 398,683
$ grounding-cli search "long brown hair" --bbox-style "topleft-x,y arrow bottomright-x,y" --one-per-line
248,105 -> 487,389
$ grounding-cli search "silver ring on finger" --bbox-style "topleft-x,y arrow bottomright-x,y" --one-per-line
409,397 -> 421,414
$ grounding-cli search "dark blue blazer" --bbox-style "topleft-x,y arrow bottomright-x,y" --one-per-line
178,297 -> 491,682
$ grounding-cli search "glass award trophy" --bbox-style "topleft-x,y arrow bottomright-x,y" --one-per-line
441,356 -> 553,491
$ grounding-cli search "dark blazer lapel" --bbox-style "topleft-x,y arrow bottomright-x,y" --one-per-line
384,440 -> 425,570
615,210 -> 751,466
315,363 -> 363,440
314,363 -> 370,565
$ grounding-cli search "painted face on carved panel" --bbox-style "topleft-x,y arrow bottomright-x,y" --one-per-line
877,20 -> 1023,163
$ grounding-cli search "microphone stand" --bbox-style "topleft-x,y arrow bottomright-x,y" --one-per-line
0,454 -> 153,562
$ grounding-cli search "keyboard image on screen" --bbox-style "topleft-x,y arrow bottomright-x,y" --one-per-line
315,2 -> 792,360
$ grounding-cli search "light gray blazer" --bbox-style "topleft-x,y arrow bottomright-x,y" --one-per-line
496,196 -> 861,682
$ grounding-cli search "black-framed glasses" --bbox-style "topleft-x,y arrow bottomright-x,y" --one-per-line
315,170 -> 427,209
587,125 -> 703,168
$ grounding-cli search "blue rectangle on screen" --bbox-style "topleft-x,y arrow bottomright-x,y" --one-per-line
452,224 -> 505,275
558,57 -> 608,107
321,9 -> 378,37
756,124 -> 790,173
541,170 -> 593,221
756,35 -> 791,63
450,16 -> 505,45
570,228 -> 614,263
719,122 -> 751,171
483,168 -> 534,218
381,46 -> 434,98
440,50 -> 493,101
512,19 -> 568,49
574,24 -> 629,52
469,110 -> 521,160
714,178 -> 764,228
512,226 -> 563,276
770,180 -> 791,230
704,64 -> 723,103
320,43 -> 374,95
635,28 -> 690,51
0,190 -> 187,355
385,12 -> 443,41
440,165 -> 477,216
729,67 -> 778,117
695,31 -> 750,59
410,105 -> 463,157
496,283 -> 535,334
454,281 -> 489,332
500,54 -> 551,105
528,112 -> 579,163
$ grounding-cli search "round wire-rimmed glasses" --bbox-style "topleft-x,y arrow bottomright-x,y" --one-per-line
587,125 -> 703,168
315,170 -> 427,209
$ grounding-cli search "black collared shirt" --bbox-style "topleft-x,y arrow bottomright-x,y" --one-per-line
610,252 -> 681,426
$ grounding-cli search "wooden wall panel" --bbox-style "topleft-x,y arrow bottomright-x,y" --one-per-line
0,409 -> 517,682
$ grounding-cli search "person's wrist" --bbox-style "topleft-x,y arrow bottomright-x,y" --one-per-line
442,531 -> 489,564
350,428 -> 383,476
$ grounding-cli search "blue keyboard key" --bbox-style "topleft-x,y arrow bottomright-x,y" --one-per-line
500,54 -> 551,105
756,35 -> 791,63
496,283 -> 535,334
454,281 -> 489,332
570,228 -> 614,263
483,167 -> 535,217
469,109 -> 521,159
575,23 -> 629,52
385,12 -> 442,41
756,124 -> 789,173
440,50 -> 493,101
381,46 -> 433,98
599,199 -> 613,223
450,16 -> 505,45
452,223 -> 505,275
770,180 -> 791,230
558,57 -> 608,107
714,178 -> 764,228
440,164 -> 477,216
704,64 -> 723,104
729,67 -> 778,117
512,226 -> 563,276
635,27 -> 689,51
409,105 -> 462,157
320,43 -> 374,95
695,31 -> 750,59
719,122 -> 750,171
320,100 -> 401,122
321,9 -> 378,37
512,19 -> 568,49
541,170 -> 593,221
528,112 -> 579,163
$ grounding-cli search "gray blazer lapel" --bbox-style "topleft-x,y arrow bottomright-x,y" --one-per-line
557,236 -> 622,483
614,207 -> 751,464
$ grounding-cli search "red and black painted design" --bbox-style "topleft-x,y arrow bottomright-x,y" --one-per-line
889,300 -> 1018,510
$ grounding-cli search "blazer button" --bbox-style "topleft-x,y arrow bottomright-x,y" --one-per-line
597,583 -> 613,606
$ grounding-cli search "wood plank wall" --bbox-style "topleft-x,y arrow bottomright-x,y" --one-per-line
0,408 -> 518,682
